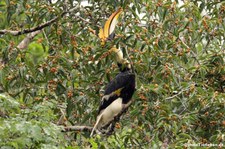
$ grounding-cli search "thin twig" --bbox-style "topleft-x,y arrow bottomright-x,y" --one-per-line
165,87 -> 191,100
57,108 -> 67,125
203,38 -> 210,54
179,36 -> 200,65
76,15 -> 92,25
42,30 -> 51,46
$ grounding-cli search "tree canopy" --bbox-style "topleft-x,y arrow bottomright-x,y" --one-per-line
0,0 -> 224,148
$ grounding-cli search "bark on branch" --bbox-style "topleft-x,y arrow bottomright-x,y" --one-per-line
62,126 -> 93,132
1,30 -> 41,63
17,30 -> 41,49
0,7 -> 77,36
0,17 -> 58,36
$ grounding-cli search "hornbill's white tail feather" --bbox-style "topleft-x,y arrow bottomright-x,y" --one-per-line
90,98 -> 123,137
90,113 -> 103,137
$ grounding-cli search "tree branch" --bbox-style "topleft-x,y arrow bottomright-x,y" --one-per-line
17,30 -> 41,49
0,17 -> 58,36
0,29 -> 41,66
0,6 -> 78,36
165,85 -> 193,100
62,125 -> 93,132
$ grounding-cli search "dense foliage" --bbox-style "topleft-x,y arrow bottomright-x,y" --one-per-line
0,0 -> 224,148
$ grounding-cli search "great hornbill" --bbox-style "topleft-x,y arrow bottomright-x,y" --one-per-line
90,8 -> 136,137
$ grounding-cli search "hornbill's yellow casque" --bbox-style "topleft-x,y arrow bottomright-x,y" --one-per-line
90,8 -> 136,137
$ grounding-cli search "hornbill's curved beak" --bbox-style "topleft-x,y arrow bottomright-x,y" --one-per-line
99,8 -> 123,45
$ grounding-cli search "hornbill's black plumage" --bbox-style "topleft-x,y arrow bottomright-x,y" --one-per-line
90,8 -> 136,137
99,70 -> 135,112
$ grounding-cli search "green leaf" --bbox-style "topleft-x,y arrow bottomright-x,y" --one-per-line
89,138 -> 98,149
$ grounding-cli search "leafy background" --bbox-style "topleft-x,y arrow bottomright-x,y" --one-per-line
0,0 -> 224,148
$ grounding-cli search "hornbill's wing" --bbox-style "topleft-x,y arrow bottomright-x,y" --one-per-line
98,72 -> 135,114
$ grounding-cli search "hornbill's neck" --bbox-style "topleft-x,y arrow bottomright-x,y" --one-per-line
117,62 -> 131,72
111,47 -> 131,72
